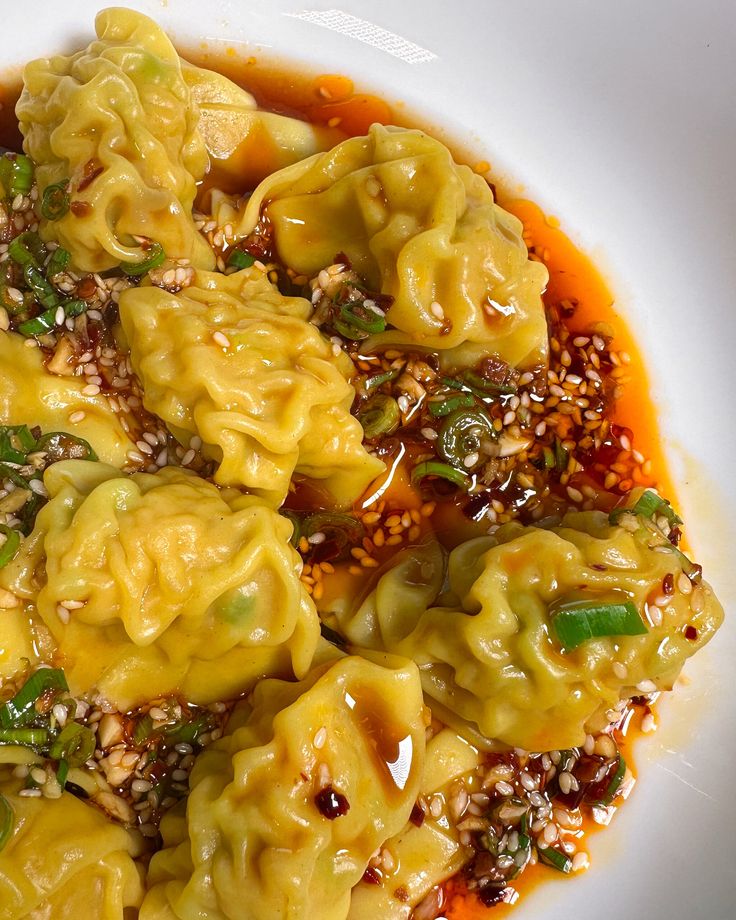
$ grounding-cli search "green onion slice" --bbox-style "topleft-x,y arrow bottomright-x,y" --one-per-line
338,301 -> 386,335
428,392 -> 475,418
49,722 -> 96,766
609,489 -> 682,527
551,598 -> 647,652
0,668 -> 68,728
0,727 -> 49,746
438,407 -> 494,467
357,394 -> 401,439
24,264 -> 60,309
0,155 -> 33,197
539,846 -> 572,873
411,460 -> 470,491
597,754 -> 627,805
302,512 -> 364,558
40,182 -> 70,221
120,241 -> 165,276
133,714 -> 156,746
17,308 -> 57,337
0,793 -> 13,852
227,249 -> 255,269
280,509 -> 302,548
462,369 -> 517,396
0,425 -> 37,464
364,367 -> 400,390
34,432 -> 97,463
8,231 -> 44,269
554,438 -> 568,473
56,758 -> 69,790
46,247 -> 71,278
0,525 -> 20,569
164,716 -> 211,746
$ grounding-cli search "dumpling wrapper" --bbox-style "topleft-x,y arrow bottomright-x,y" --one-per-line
181,60 -> 344,190
235,124 -> 548,365
327,511 -> 724,751
0,461 -> 319,709
0,771 -> 144,919
119,268 -> 384,508
16,7 -> 213,272
141,655 -> 427,920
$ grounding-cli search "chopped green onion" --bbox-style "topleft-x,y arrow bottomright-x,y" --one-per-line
24,264 -> 60,309
8,231 -> 44,268
338,301 -> 386,335
0,154 -> 33,197
539,846 -> 572,873
411,460 -> 470,491
554,438 -> 568,473
438,407 -> 494,467
0,425 -> 37,464
46,247 -> 71,278
0,727 -> 49,746
40,182 -> 70,221
133,715 -> 156,746
428,393 -> 475,418
121,241 -> 165,276
541,445 -> 555,470
56,758 -> 69,790
49,723 -> 96,766
0,462 -> 32,490
597,754 -> 627,805
0,525 -> 20,569
357,394 -> 401,439
551,598 -> 647,652
302,512 -> 364,558
0,793 -> 13,852
34,432 -> 97,463
609,489 -> 682,527
227,249 -> 255,269
462,369 -> 517,396
164,716 -> 211,746
280,510 -> 302,548
0,668 -> 68,729
441,374 -> 514,402
364,367 -> 400,390
61,299 -> 87,318
17,308 -> 56,336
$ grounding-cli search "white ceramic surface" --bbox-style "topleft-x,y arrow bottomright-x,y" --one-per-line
4,2 -> 735,917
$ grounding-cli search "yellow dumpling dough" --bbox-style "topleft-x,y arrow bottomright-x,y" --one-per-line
236,124 -> 549,365
119,268 -> 384,508
328,511 -> 724,751
142,655 -> 427,920
16,8 -> 213,272
0,331 -> 132,468
0,770 -> 144,919
0,461 -> 319,709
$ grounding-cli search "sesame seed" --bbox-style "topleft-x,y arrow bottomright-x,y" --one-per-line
313,727 -> 327,749
307,532 -> 326,545
56,605 -> 70,624
636,680 -> 657,693
495,780 -> 515,797
612,661 -> 628,679
181,448 -> 196,466
641,713 -> 656,733
212,331 -> 231,348
68,410 -> 86,424
463,452 -> 479,468
429,301 -> 445,320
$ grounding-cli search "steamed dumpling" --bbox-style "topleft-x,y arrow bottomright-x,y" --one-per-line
236,124 -> 548,364
182,61 -> 343,190
0,771 -> 144,919
328,511 -> 724,751
119,268 -> 384,507
16,8 -> 214,272
0,331 -> 132,468
0,461 -> 319,708
141,655 -> 427,920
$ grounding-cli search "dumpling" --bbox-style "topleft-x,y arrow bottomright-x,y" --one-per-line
349,728 -> 479,919
0,460 -> 319,709
236,124 -> 548,364
119,268 -> 384,507
141,655 -> 426,920
16,8 -> 214,272
0,603 -> 38,682
327,511 -> 724,751
0,771 -> 144,919
182,61 -> 343,190
0,331 -> 132,468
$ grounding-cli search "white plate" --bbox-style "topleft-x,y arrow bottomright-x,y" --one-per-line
5,2 -> 735,917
